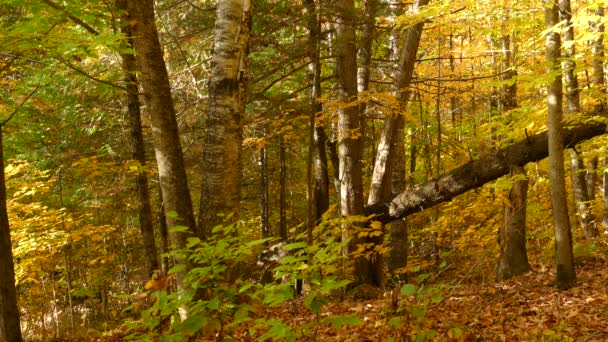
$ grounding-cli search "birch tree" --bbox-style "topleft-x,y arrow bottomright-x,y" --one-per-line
199,0 -> 251,238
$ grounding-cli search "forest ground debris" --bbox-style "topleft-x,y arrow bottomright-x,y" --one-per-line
233,256 -> 608,341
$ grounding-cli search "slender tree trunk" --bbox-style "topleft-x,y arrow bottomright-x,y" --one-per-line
358,0 -> 378,179
157,181 -> 169,275
570,150 -> 598,239
0,127 -> 23,342
368,0 -> 428,205
127,0 -> 196,290
586,157 -> 598,201
279,135 -> 287,241
259,139 -> 270,239
496,165 -> 530,281
198,0 -> 251,238
591,6 -> 605,110
304,0 -> 330,224
559,0 -> 581,113
117,0 -> 158,274
500,34 -> 517,111
602,157 -> 608,229
545,0 -> 576,290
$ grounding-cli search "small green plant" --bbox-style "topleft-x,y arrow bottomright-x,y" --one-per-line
252,216 -> 361,340
125,221 -> 265,341
388,271 -> 447,342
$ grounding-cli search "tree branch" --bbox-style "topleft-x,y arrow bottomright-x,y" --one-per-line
40,0 -> 99,36
364,120 -> 608,223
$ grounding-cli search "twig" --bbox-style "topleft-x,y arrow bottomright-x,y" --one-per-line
0,85 -> 40,127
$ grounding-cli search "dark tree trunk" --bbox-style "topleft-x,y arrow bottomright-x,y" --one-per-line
305,0 -> 330,227
279,135 -> 287,241
545,0 -> 576,290
570,150 -> 598,239
0,127 -> 24,342
117,0 -> 158,274
586,156 -> 598,202
127,0 -> 196,289
364,120 -> 607,223
496,165 -> 530,281
602,157 -> 608,230
259,140 -> 270,239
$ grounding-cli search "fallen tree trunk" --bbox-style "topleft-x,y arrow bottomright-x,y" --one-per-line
365,121 -> 607,223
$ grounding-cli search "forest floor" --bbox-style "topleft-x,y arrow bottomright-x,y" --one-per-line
235,256 -> 608,341
55,255 -> 608,341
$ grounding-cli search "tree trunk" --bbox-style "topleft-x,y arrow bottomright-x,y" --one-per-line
500,34 -> 517,111
591,6 -> 605,110
496,165 -> 530,281
586,156 -> 598,202
117,0 -> 159,274
259,140 -> 270,239
127,0 -> 196,289
559,0 -> 581,113
198,0 -> 251,238
279,134 -> 287,241
367,0 -> 428,204
388,123 -> 408,277
602,157 -> 608,229
0,127 -> 23,342
569,149 -> 598,239
364,120 -> 607,223
335,0 -> 368,283
545,0 -> 576,289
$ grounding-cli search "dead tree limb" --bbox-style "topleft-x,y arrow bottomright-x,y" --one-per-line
365,121 -> 607,223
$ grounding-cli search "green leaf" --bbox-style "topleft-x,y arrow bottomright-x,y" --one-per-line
284,241 -> 307,251
170,225 -> 189,233
320,315 -> 361,328
388,316 -> 401,327
169,263 -> 186,274
186,237 -> 200,248
416,273 -> 430,283
401,284 -> 417,295
175,315 -> 204,335
431,293 -> 443,303
166,211 -> 179,219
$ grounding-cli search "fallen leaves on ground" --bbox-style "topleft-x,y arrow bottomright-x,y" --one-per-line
234,257 -> 608,341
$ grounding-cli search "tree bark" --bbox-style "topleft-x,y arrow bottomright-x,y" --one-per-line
586,156 -> 598,202
198,0 -> 251,238
496,165 -> 530,281
591,6 -> 605,110
559,0 -> 581,113
367,0 -> 429,205
335,0 -> 368,284
259,140 -> 270,239
0,127 -> 23,342
127,0 -> 196,289
546,0 -> 576,290
364,120 -> 607,223
570,150 -> 598,239
279,134 -> 287,241
117,0 -> 159,274
602,157 -> 608,229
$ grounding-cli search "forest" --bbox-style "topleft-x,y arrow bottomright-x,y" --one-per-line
1,0 -> 608,341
